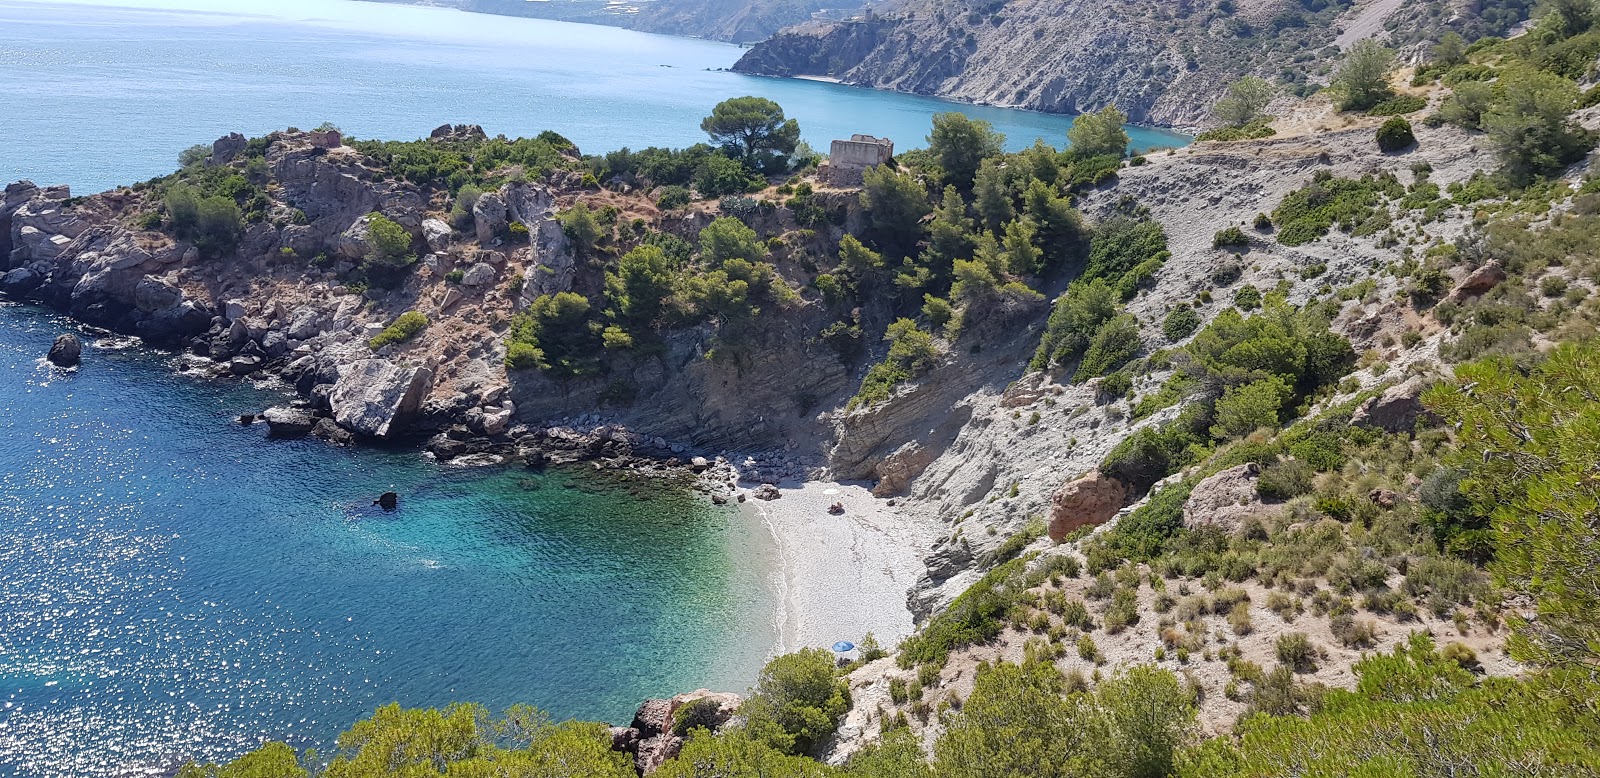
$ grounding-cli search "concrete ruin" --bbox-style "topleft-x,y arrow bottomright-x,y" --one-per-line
821,134 -> 894,186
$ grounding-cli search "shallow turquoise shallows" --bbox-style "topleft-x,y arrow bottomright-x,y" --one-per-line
0,303 -> 776,777
0,0 -> 1189,194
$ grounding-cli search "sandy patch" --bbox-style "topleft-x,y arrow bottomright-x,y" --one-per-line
743,480 -> 937,656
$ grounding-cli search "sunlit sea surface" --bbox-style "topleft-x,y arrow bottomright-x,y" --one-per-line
0,302 -> 776,776
0,0 -> 1189,193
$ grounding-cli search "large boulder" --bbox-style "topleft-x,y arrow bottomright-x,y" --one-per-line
1351,377 -> 1435,434
473,192 -> 508,244
262,406 -> 316,437
460,262 -> 496,287
623,691 -> 741,775
328,359 -> 434,438
1444,261 -> 1506,304
46,333 -> 81,366
421,218 -> 453,252
1047,470 -> 1127,542
335,213 -> 378,260
1182,463 -> 1271,534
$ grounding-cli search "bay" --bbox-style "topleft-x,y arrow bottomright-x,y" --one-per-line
0,0 -> 1189,193
0,302 -> 776,777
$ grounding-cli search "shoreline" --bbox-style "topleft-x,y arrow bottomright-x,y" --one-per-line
742,479 -> 936,657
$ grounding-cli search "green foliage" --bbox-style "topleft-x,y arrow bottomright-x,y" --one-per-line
1376,117 -> 1417,152
700,216 -> 766,265
848,319 -> 940,410
362,212 -> 415,280
177,742 -> 305,778
860,165 -> 931,258
933,662 -> 1195,778
657,729 -> 833,778
164,183 -> 243,259
1195,121 -> 1276,142
1332,39 -> 1396,111
506,292 -> 600,375
694,154 -> 763,197
1163,305 -> 1201,342
1272,172 -> 1404,246
1105,480 -> 1193,561
1213,226 -> 1249,248
742,649 -> 850,756
1365,94 -> 1428,116
1427,342 -> 1600,670
973,158 -> 1014,231
1031,278 -> 1120,371
928,112 -> 1005,188
657,185 -> 691,210
1084,217 -> 1170,298
559,203 -> 605,255
701,97 -> 801,170
1074,314 -> 1142,382
1481,67 -> 1594,184
1067,106 -> 1131,158
367,311 -> 428,350
899,559 -> 1025,668
177,143 -> 212,168
1211,375 -> 1292,440
1212,76 -> 1276,128
1022,178 -> 1088,271
353,133 -> 571,189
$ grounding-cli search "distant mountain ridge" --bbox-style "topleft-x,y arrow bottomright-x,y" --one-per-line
732,0 -> 1538,127
366,0 -> 862,43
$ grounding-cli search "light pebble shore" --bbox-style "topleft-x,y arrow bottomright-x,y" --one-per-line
743,480 -> 938,657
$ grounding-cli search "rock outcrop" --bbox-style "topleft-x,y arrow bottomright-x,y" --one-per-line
46,333 -> 81,367
329,360 -> 434,439
1182,463 -> 1271,534
263,406 -> 316,437
1444,261 -> 1507,304
1047,470 -> 1127,542
1351,377 -> 1434,434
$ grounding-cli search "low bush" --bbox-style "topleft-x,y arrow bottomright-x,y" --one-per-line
1376,117 -> 1417,152
368,311 -> 428,350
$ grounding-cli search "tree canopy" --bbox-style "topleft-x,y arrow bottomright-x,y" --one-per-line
701,96 -> 801,170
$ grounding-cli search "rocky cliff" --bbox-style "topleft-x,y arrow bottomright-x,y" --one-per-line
733,0 -> 1529,127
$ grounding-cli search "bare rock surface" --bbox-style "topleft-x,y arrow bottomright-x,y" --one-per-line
1047,470 -> 1127,542
1182,463 -> 1270,534
329,360 -> 434,439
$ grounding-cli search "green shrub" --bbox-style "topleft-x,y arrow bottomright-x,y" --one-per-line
1257,458 -> 1315,500
849,319 -> 940,410
657,185 -> 691,210
899,560 -> 1025,668
368,311 -> 428,350
1366,95 -> 1427,116
1073,314 -> 1142,382
1376,117 -> 1417,152
1272,173 -> 1404,246
741,649 -> 850,755
1162,305 -> 1201,342
1275,632 -> 1317,671
1213,226 -> 1250,248
1233,284 -> 1262,310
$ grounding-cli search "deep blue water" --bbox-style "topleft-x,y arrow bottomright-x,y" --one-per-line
0,303 -> 775,776
0,0 -> 1189,193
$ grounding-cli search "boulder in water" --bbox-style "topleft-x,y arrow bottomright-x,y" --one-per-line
262,406 -> 315,438
375,491 -> 398,510
46,333 -> 81,367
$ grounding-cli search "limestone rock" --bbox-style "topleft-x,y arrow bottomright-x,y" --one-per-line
1047,470 -> 1127,542
336,213 -> 378,260
473,192 -> 508,244
1182,463 -> 1271,534
328,360 -> 434,439
421,218 -> 453,252
46,333 -> 81,367
1,267 -> 43,295
1444,261 -> 1506,304
752,483 -> 781,501
1351,377 -> 1434,434
312,417 -> 355,445
872,441 -> 934,497
210,132 -> 246,166
460,262 -> 496,287
263,406 -> 316,437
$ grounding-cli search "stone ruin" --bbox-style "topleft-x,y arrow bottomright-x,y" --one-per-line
820,134 -> 894,186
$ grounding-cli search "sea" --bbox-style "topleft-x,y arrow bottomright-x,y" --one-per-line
0,1 -> 1186,774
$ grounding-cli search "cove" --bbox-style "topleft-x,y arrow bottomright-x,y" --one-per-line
0,302 -> 776,776
0,0 -> 1190,194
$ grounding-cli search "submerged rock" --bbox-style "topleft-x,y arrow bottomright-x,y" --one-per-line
46,333 -> 81,367
375,491 -> 398,510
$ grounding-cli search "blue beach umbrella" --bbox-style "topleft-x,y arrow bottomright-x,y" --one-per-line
831,641 -> 855,653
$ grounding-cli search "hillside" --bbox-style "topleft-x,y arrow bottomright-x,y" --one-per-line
734,0 -> 1537,127
367,0 -> 862,44
12,13 -> 1600,776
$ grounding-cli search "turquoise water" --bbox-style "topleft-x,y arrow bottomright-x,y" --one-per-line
0,302 -> 775,776
0,0 -> 1189,193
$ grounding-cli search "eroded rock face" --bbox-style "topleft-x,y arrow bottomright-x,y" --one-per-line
872,441 -> 934,497
1182,463 -> 1270,534
329,360 -> 434,439
620,691 -> 742,775
1047,470 -> 1127,542
473,192 -> 508,245
1351,377 -> 1434,434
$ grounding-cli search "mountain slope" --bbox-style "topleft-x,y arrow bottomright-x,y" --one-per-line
733,0 -> 1536,126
